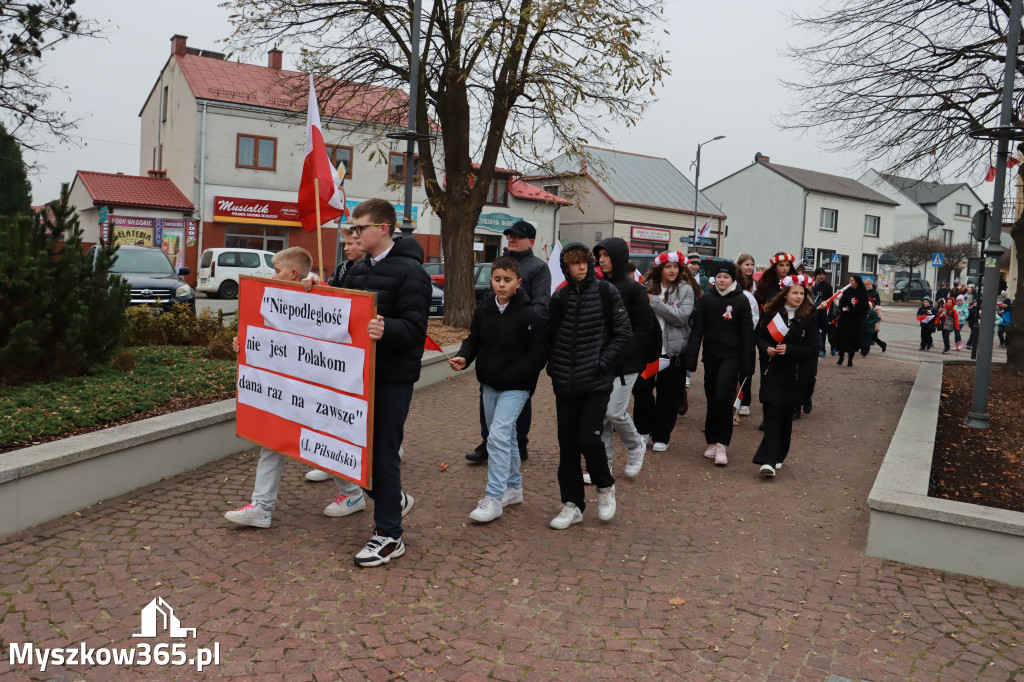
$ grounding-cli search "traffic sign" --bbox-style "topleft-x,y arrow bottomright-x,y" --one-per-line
830,253 -> 841,265
932,253 -> 944,266
971,207 -> 991,242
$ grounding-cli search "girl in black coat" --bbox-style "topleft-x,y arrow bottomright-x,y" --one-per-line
684,261 -> 755,467
917,297 -> 936,351
753,275 -> 819,477
834,275 -> 868,367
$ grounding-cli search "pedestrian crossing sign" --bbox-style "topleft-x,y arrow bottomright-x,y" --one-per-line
830,253 -> 841,265
932,253 -> 944,266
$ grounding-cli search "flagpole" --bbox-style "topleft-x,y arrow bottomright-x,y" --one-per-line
314,181 -> 325,281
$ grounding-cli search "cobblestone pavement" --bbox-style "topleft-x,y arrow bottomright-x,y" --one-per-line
2,344 -> 1023,680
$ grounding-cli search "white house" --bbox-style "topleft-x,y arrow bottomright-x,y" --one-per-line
525,146 -> 726,257
703,157 -> 898,282
858,170 -> 986,284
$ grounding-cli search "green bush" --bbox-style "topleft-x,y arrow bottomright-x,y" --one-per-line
0,184 -> 129,386
124,304 -> 223,347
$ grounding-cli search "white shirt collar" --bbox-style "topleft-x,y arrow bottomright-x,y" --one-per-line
370,243 -> 395,266
495,295 -> 509,313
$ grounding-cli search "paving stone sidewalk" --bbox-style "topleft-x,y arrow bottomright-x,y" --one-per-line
2,356 -> 1023,680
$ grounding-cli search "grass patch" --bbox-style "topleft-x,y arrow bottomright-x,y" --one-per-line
1,346 -> 236,448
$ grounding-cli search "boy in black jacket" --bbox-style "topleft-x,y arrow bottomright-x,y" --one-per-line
449,256 -> 547,523
593,237 -> 654,478
546,242 -> 632,530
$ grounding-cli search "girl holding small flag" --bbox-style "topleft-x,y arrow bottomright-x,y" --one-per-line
834,276 -> 868,367
917,297 -> 936,351
633,251 -> 695,450
753,275 -> 819,477
684,261 -> 754,466
937,297 -> 962,354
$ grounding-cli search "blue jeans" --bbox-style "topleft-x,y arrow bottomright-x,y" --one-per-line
481,385 -> 529,499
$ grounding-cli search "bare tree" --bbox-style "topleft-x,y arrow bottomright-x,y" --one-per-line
938,241 -> 978,284
879,234 -> 934,282
0,0 -> 98,150
785,0 -> 1024,372
222,0 -> 669,326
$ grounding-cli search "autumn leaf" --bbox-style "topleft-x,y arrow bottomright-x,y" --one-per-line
668,597 -> 686,605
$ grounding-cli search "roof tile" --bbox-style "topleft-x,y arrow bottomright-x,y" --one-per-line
76,171 -> 194,211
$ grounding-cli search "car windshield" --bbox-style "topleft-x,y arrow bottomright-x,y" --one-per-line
110,249 -> 175,276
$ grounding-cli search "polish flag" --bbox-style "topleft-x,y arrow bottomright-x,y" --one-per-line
733,378 -> 747,413
822,283 -> 851,311
424,333 -> 444,352
697,220 -> 710,239
640,357 -> 671,380
767,312 -> 789,343
548,241 -> 567,294
298,75 -> 347,232
632,270 -> 643,283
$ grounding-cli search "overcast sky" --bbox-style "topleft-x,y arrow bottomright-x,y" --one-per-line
24,0 -> 901,203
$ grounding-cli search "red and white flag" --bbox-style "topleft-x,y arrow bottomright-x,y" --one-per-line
548,241 -> 567,294
298,75 -> 347,232
733,378 -> 747,413
767,312 -> 790,343
640,357 -> 670,380
822,283 -> 851,311
697,220 -> 710,239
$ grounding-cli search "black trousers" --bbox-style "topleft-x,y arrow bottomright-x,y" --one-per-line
920,327 -> 933,349
703,356 -> 741,446
479,389 -> 531,451
556,393 -> 613,511
942,329 -> 952,351
363,382 -> 413,539
633,358 -> 685,443
753,403 -> 795,465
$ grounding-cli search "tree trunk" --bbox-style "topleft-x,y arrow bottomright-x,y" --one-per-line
1008,215 -> 1024,375
439,190 -> 480,328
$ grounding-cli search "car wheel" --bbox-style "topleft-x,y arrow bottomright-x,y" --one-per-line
219,279 -> 239,299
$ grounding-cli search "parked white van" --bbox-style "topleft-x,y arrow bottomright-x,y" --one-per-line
197,248 -> 275,298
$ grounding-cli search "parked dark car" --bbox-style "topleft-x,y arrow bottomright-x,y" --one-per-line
429,282 -> 445,317
423,262 -> 445,287
893,278 -> 932,302
89,244 -> 195,312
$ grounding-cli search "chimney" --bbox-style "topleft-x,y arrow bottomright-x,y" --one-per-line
171,34 -> 188,56
758,155 -> 770,163
148,170 -> 167,178
268,48 -> 282,70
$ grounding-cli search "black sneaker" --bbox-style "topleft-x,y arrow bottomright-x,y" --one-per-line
803,399 -> 812,415
354,532 -> 405,567
465,443 -> 489,463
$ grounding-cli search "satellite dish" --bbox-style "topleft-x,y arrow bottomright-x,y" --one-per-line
754,152 -> 763,163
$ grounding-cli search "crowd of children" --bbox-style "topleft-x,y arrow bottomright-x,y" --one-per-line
221,213 -> 1011,567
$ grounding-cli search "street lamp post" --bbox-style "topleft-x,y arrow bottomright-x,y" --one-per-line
692,136 -> 725,249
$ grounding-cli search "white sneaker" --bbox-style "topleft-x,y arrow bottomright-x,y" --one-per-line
549,502 -> 583,530
774,463 -> 783,470
501,487 -> 524,507
652,442 -> 668,452
353,532 -> 404,567
305,468 -> 332,482
597,485 -> 616,521
582,472 -> 593,485
224,503 -> 271,528
685,376 -> 691,387
400,492 -> 415,518
469,496 -> 503,523
624,444 -> 646,478
704,444 -> 718,459
738,406 -> 750,417
324,491 -> 366,517
714,444 -> 728,466
759,464 -> 776,478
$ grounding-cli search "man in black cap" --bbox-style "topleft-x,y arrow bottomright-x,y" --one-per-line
466,220 -> 551,463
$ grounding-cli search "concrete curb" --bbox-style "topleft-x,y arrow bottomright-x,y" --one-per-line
866,360 -> 1024,587
0,343 -> 464,538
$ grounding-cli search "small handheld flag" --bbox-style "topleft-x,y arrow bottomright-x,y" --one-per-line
640,357 -> 670,380
767,312 -> 789,343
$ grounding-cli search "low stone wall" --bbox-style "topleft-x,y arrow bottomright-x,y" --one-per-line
0,345 -> 462,538
866,360 -> 1024,587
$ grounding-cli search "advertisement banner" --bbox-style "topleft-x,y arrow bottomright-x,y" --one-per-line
185,219 -> 197,247
235,277 -> 376,487
631,226 -> 671,242
112,226 -> 155,246
214,196 -> 303,226
162,228 -> 185,270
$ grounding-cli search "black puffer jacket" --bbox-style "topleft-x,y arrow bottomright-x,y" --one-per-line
756,310 -> 819,407
684,284 -> 755,377
594,237 -> 654,375
547,242 -> 632,397
344,235 -> 432,384
455,288 -> 547,392
504,247 -> 551,318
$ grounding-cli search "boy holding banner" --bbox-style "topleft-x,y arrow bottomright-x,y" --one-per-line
224,247 -> 374,527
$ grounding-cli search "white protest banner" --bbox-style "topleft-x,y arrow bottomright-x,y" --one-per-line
243,325 -> 366,394
260,285 -> 353,344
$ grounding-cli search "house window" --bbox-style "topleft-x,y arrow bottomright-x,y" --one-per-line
864,215 -> 880,237
817,249 -> 836,270
820,208 -> 838,231
861,254 -> 877,273
486,179 -> 508,206
942,229 -> 953,245
388,152 -> 420,185
326,144 -> 353,179
161,85 -> 169,122
543,184 -> 559,197
225,225 -> 288,252
956,203 -> 970,217
236,134 -> 277,170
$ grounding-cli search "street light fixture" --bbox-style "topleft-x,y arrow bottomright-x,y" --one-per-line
691,135 -> 725,249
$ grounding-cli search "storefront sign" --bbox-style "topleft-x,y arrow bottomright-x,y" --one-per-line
112,226 -> 155,247
631,226 -> 671,242
477,212 -> 523,233
214,196 -> 303,227
111,216 -> 156,229
338,199 -> 418,228
236,277 -> 377,487
680,236 -> 718,247
154,219 -> 163,247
